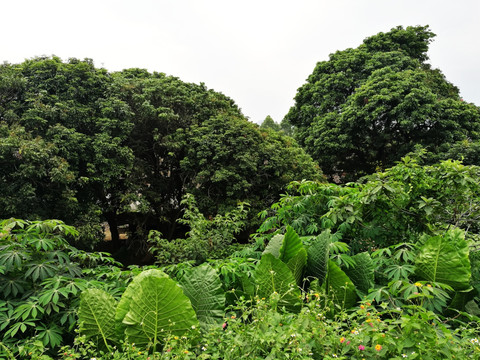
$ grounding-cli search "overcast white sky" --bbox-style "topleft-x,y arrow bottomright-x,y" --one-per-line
1,0 -> 478,123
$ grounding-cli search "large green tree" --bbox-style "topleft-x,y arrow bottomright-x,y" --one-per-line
286,25 -> 480,181
0,57 -> 134,246
1,58 -> 321,253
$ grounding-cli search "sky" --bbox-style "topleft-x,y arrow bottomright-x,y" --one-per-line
1,0 -> 479,124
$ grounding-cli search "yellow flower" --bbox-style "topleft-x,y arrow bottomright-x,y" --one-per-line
375,344 -> 382,351
414,282 -> 422,287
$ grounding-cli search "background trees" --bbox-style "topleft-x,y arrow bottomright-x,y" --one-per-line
286,25 -> 480,181
0,58 -> 320,253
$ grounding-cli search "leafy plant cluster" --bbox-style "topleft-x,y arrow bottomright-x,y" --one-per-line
0,219 -> 130,358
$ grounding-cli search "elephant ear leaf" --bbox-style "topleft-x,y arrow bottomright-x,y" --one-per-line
123,275 -> 198,349
263,234 -> 284,258
323,260 -> 357,310
305,230 -> 330,283
179,264 -> 225,328
279,226 -> 303,263
344,252 -> 374,297
255,253 -> 301,312
115,269 -> 168,338
78,288 -> 118,349
415,228 -> 471,291
287,248 -> 307,287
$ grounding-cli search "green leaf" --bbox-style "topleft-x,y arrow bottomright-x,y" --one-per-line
344,252 -> 374,296
255,253 -> 301,312
123,275 -> 199,349
179,264 -> 225,328
415,228 -> 471,290
262,234 -> 283,258
279,226 -> 303,263
78,288 -> 118,349
287,248 -> 307,287
324,260 -> 357,309
305,230 -> 330,283
115,269 -> 168,338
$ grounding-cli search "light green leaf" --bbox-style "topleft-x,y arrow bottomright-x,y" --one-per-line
415,228 -> 471,290
123,275 -> 198,349
324,260 -> 357,309
78,288 -> 118,349
262,234 -> 283,258
115,269 -> 168,337
287,248 -> 307,287
255,253 -> 301,312
279,226 -> 303,263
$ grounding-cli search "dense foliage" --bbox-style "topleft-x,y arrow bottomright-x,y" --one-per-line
2,25 -> 480,359
0,57 -> 320,252
286,25 -> 480,181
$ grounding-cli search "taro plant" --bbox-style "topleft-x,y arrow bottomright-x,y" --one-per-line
78,269 -> 200,352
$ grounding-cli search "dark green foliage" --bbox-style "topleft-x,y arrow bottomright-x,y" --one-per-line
1,57 -> 321,252
286,25 -> 480,180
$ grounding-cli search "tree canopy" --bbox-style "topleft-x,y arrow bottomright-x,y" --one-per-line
285,25 -> 480,181
0,57 -> 321,251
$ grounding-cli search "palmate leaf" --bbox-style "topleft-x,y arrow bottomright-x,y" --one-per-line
255,254 -> 301,312
78,288 -> 118,349
415,228 -> 471,290
123,275 -> 199,349
323,260 -> 357,310
179,264 -> 225,328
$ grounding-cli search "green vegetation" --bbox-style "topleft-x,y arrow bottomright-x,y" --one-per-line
286,25 -> 480,181
2,25 -> 480,359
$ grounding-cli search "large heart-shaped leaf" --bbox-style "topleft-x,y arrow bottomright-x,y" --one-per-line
279,226 -> 303,263
179,264 -> 225,328
115,269 -> 168,337
263,234 -> 283,258
415,228 -> 471,291
78,288 -> 118,349
344,252 -> 374,296
305,230 -> 330,283
123,275 -> 198,349
323,260 -> 357,309
255,253 -> 301,312
287,248 -> 307,287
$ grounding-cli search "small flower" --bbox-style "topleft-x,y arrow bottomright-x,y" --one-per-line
332,354 -> 338,358
471,338 -> 479,344
414,282 -> 422,287
346,341 -> 351,345
375,344 -> 382,351
402,354 -> 407,358
360,305 -> 365,309
358,345 -> 365,351
340,337 -> 345,343
202,346 -> 207,351
191,325 -> 196,329
184,350 -> 189,354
